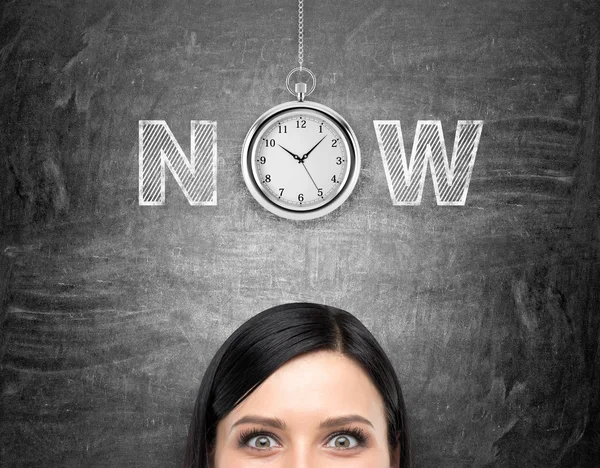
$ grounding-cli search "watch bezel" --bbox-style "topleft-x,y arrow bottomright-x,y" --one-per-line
241,100 -> 361,220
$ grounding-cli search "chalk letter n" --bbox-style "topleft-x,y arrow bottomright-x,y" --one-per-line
374,120 -> 483,205
139,121 -> 217,205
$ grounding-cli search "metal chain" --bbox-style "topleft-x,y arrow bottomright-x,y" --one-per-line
286,0 -> 315,98
298,0 -> 304,70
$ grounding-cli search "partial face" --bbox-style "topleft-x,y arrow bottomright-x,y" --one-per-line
212,351 -> 399,468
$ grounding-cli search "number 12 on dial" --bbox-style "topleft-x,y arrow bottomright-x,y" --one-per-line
241,101 -> 361,220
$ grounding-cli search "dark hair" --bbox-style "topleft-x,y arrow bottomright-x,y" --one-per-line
183,302 -> 413,468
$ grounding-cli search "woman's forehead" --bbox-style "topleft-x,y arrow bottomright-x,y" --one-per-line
220,351 -> 387,431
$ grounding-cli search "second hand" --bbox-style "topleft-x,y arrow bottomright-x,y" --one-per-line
301,162 -> 319,191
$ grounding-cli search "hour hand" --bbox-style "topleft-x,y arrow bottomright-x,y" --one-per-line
278,144 -> 301,161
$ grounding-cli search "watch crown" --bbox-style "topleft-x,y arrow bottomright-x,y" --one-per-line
295,82 -> 307,101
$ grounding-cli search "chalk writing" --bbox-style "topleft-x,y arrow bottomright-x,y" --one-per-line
138,120 -> 483,206
138,121 -> 217,205
374,120 -> 483,205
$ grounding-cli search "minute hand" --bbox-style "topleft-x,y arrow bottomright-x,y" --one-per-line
302,135 -> 328,160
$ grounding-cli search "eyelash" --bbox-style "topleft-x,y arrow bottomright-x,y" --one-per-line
236,426 -> 370,451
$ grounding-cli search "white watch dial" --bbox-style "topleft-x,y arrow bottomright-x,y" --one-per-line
251,109 -> 349,210
242,101 -> 361,220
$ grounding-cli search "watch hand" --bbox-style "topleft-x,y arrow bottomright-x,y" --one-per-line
302,135 -> 327,160
278,144 -> 301,161
301,163 -> 320,191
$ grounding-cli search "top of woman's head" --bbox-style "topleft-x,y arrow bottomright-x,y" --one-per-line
184,302 -> 412,468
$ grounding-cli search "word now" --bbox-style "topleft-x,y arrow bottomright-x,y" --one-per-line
138,120 -> 483,206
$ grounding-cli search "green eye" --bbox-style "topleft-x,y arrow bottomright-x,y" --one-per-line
328,434 -> 358,448
237,428 -> 280,451
326,427 -> 369,449
247,434 -> 278,449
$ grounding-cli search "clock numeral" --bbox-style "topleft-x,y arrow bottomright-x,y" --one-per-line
278,188 -> 284,197
298,193 -> 304,202
263,138 -> 275,147
317,188 -> 323,197
332,138 -> 339,147
263,174 -> 271,183
331,175 -> 339,184
258,156 -> 266,164
319,123 -> 323,133
296,119 -> 307,129
336,157 -> 344,165
278,124 -> 287,134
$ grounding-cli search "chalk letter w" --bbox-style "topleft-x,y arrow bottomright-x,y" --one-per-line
139,121 -> 217,205
374,120 -> 483,205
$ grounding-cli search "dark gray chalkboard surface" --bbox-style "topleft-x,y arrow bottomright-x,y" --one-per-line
1,0 -> 598,466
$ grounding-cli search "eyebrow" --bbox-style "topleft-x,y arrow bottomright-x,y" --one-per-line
230,414 -> 374,433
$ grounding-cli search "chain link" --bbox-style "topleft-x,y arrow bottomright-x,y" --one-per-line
298,0 -> 304,70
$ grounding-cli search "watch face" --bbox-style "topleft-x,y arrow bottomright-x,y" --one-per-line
242,101 -> 360,220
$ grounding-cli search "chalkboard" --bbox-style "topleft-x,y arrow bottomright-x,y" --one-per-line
0,0 -> 598,466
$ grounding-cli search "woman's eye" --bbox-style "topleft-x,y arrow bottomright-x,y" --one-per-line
326,433 -> 360,449
246,434 -> 279,450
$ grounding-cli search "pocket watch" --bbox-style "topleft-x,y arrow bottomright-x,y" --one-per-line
241,68 -> 361,221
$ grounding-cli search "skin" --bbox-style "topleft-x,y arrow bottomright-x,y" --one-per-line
211,350 -> 400,468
